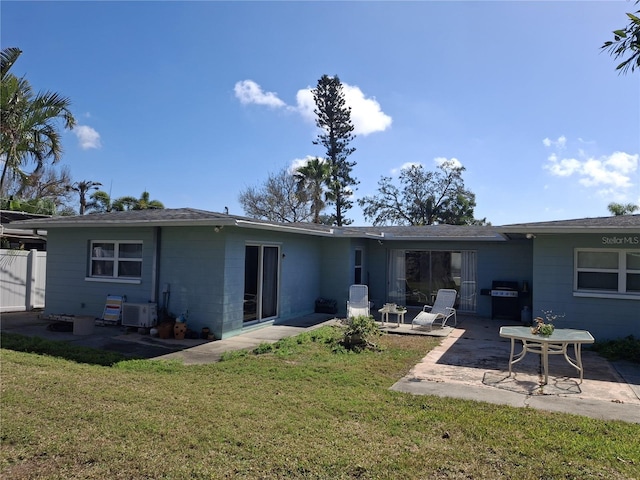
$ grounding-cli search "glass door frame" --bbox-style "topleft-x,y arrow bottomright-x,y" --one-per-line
243,243 -> 281,325
387,249 -> 477,312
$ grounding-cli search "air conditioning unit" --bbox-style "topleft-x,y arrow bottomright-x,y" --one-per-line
122,303 -> 158,328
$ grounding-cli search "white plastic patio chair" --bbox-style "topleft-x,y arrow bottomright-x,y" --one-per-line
411,288 -> 457,330
346,284 -> 370,319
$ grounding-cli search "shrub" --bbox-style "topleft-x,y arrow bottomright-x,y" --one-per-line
339,315 -> 383,352
591,335 -> 640,363
220,349 -> 248,361
253,342 -> 274,354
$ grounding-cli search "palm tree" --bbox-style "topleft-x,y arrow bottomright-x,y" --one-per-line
295,157 -> 331,223
608,202 -> 639,216
134,191 -> 164,210
112,191 -> 164,211
67,180 -> 102,215
112,196 -> 138,211
0,47 -> 76,194
0,47 -> 21,79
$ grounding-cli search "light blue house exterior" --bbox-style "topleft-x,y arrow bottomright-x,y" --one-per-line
14,209 -> 639,341
501,216 -> 640,341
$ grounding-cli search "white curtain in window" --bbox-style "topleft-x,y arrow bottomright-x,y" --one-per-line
388,249 -> 406,304
459,251 -> 477,312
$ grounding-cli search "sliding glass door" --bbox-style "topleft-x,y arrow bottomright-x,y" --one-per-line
388,249 -> 477,312
244,245 -> 280,323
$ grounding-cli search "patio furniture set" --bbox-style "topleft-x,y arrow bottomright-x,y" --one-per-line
347,285 -> 595,384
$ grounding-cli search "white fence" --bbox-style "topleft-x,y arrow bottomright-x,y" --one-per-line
0,249 -> 46,312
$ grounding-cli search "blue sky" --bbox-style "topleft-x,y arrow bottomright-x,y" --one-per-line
2,1 -> 638,225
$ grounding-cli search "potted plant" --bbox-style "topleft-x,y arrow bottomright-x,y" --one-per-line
530,310 -> 564,336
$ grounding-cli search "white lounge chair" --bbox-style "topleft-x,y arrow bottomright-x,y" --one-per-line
346,284 -> 370,319
411,288 -> 457,330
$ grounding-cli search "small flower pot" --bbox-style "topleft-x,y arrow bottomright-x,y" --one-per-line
157,321 -> 175,339
174,322 -> 187,340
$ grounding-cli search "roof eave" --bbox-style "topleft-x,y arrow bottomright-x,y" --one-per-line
381,235 -> 507,242
500,226 -> 640,234
11,218 -> 239,229
234,219 -> 335,236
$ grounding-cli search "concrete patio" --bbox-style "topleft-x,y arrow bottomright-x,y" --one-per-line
391,315 -> 640,423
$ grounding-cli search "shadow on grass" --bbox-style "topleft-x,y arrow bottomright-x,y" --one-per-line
1,332 -> 127,366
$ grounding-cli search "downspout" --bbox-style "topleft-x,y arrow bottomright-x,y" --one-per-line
150,226 -> 161,304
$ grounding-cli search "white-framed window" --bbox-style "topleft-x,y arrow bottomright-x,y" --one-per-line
575,249 -> 640,296
89,241 -> 143,280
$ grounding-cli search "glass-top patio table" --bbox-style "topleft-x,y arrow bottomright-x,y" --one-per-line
499,326 -> 595,385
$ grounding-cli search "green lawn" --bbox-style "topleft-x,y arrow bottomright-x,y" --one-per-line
1,327 -> 639,479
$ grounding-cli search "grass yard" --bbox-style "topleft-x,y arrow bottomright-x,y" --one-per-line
1,326 -> 639,479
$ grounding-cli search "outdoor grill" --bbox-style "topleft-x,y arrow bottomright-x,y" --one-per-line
490,280 -> 520,320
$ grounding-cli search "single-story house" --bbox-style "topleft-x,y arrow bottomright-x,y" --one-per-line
12,209 -> 639,341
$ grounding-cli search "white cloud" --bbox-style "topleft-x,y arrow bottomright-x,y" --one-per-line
545,157 -> 582,177
435,157 -> 463,169
295,88 -> 316,122
289,155 -> 326,173
544,138 -> 638,192
341,84 -> 392,135
73,125 -> 101,150
235,78 -> 392,136
579,156 -> 636,188
605,151 -> 638,174
390,161 -> 422,175
234,80 -> 286,108
389,157 -> 463,176
400,161 -> 422,170
543,135 -> 567,149
295,83 -> 392,135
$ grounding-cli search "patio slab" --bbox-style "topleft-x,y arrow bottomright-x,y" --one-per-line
391,316 -> 640,423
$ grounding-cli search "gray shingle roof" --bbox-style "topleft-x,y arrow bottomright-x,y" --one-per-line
11,208 -> 640,239
12,208 -> 230,225
500,214 -> 640,233
11,208 -> 505,240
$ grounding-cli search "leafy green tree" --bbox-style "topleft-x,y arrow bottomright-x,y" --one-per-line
86,190 -> 113,213
294,157 -> 331,224
0,47 -> 75,194
358,161 -> 486,226
601,1 -> 640,74
608,202 -> 639,216
239,167 -> 312,222
312,75 -> 357,226
0,196 -> 57,215
1,165 -> 75,214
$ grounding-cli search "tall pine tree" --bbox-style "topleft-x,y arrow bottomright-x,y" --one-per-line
312,75 -> 356,226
